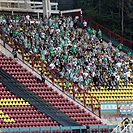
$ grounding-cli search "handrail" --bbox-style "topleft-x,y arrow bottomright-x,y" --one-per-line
87,17 -> 133,43
0,0 -> 42,4
0,29 -> 101,117
88,18 -> 133,44
0,125 -> 86,132
87,125 -> 116,133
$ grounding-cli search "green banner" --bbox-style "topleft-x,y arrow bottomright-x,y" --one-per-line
101,102 -> 117,113
118,101 -> 133,115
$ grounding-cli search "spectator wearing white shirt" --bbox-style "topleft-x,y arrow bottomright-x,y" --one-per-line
125,70 -> 131,79
108,40 -> 112,48
116,61 -> 122,72
26,14 -> 30,21
83,20 -> 87,29
124,69 -> 131,86
50,61 -> 55,69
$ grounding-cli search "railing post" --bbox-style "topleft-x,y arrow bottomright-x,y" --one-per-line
98,125 -> 100,133
2,33 -> 5,48
60,126 -> 62,133
98,101 -> 101,118
51,69 -> 54,84
83,90 -> 86,108
62,78 -> 65,92
91,96 -> 94,113
31,54 -> 35,70
70,126 -> 72,133
79,126 -> 82,133
120,37 -> 124,44
40,127 -> 42,133
3,40 -> 6,48
108,30 -> 112,40
50,127 -> 52,133
21,46 -> 24,61
72,84 -> 75,100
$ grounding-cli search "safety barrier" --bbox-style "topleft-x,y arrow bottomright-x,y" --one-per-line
87,125 -> 116,133
0,126 -> 86,133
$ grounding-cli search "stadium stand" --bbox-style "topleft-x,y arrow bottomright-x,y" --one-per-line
0,52 -> 101,125
0,15 -> 133,107
0,13 -> 133,132
0,52 -> 111,133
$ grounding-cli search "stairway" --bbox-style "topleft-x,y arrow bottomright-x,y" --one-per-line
0,68 -> 81,127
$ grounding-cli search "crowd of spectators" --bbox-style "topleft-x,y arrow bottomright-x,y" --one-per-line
0,14 -> 133,90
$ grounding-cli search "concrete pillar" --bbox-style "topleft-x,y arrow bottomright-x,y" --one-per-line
37,12 -> 40,21
42,0 -> 51,18
48,0 -> 51,17
42,0 -> 48,18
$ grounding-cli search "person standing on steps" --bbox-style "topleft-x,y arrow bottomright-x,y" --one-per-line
41,70 -> 45,83
12,47 -> 17,59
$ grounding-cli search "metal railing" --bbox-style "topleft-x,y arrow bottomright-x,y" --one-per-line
87,125 -> 117,133
1,125 -> 118,133
0,126 -> 86,133
0,0 -> 59,14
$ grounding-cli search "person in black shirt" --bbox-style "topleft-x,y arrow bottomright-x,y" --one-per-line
93,75 -> 99,89
108,77 -> 113,89
12,48 -> 17,58
73,18 -> 78,29
41,70 -> 45,83
111,74 -> 115,86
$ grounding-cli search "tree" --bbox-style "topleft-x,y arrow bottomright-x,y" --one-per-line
75,0 -> 132,40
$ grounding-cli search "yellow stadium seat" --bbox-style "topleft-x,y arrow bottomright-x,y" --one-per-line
26,102 -> 30,105
69,89 -> 72,94
39,67 -> 42,71
18,49 -> 21,53
80,97 -> 83,102
86,100 -> 89,105
49,75 -> 52,79
29,60 -> 32,64
10,118 -> 15,123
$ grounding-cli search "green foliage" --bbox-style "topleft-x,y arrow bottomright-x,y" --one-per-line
76,0 -> 132,40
